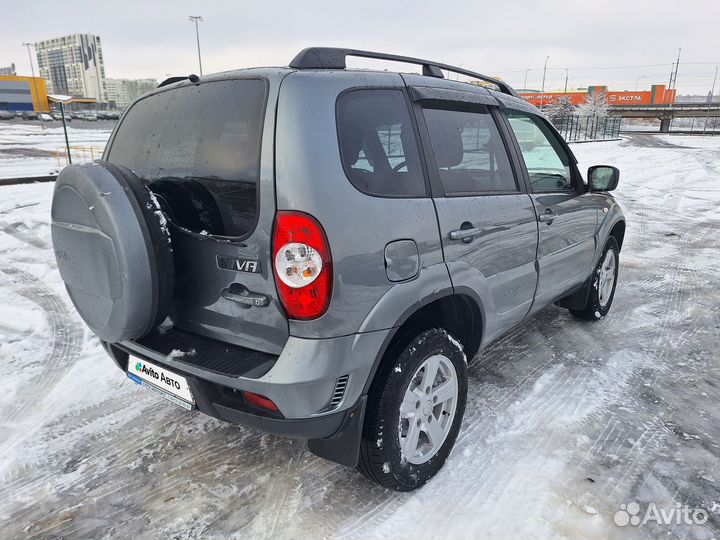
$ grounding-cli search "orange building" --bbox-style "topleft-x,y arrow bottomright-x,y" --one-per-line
0,75 -> 50,112
520,85 -> 676,107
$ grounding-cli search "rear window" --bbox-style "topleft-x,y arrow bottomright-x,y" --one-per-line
107,79 -> 268,237
337,89 -> 426,197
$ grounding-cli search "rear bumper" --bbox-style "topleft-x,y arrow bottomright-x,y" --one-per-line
107,339 -> 350,438
104,326 -> 389,421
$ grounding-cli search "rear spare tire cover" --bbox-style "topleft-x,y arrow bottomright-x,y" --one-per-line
51,162 -> 174,343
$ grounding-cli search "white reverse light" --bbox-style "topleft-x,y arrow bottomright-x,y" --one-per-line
274,242 -> 323,288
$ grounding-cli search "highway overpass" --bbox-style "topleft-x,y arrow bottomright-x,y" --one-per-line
609,103 -> 720,132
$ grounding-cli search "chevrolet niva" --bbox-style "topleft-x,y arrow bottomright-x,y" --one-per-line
51,48 -> 625,491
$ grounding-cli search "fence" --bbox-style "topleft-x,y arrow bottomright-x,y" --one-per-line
620,116 -> 720,134
56,146 -> 106,166
667,116 -> 720,134
553,115 -> 621,142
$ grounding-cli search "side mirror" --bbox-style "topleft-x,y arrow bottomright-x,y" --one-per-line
588,165 -> 620,192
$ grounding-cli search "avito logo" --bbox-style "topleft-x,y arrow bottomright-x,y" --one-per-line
136,362 -> 160,380
134,361 -> 182,391
614,502 -> 708,527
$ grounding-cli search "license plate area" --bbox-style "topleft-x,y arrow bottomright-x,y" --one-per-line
127,355 -> 195,410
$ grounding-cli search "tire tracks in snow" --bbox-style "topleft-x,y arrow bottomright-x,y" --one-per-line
0,266 -> 82,429
0,220 -> 50,250
559,214 -> 715,533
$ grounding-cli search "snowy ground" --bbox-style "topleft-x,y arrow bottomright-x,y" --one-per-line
0,122 -> 112,179
0,134 -> 719,539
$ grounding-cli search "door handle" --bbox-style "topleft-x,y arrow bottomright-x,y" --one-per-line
538,209 -> 557,224
222,287 -> 269,307
449,227 -> 483,242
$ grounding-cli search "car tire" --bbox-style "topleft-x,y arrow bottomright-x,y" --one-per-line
570,236 -> 619,321
358,328 -> 468,491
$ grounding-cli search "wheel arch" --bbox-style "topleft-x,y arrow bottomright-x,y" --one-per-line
609,219 -> 626,251
361,290 -> 484,396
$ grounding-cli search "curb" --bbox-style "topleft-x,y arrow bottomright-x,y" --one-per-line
0,175 -> 57,186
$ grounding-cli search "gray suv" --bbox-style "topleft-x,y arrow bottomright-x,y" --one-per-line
51,48 -> 626,491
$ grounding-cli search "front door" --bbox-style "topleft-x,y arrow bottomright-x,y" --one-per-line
504,111 -> 598,312
415,98 -> 539,343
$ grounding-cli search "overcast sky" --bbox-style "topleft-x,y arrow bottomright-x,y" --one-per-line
3,0 -> 719,95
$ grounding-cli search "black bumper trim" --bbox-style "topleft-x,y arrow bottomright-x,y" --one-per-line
210,402 -> 347,439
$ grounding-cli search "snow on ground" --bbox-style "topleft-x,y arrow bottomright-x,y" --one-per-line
0,122 -> 112,179
0,134 -> 719,539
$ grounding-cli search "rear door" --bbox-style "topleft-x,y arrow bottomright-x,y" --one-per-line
106,76 -> 289,354
502,110 -> 598,312
410,86 -> 539,341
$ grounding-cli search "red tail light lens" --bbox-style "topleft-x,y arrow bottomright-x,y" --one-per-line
272,211 -> 332,320
242,391 -> 279,412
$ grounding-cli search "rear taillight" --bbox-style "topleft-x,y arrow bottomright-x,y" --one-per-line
272,211 -> 332,320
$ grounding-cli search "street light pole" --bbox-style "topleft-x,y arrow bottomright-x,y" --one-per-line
59,102 -> 71,164
564,68 -> 569,93
634,75 -> 646,91
523,68 -> 530,91
703,66 -> 718,135
670,48 -> 681,89
539,56 -> 550,110
49,95 -> 74,163
22,42 -> 44,131
188,15 -> 204,76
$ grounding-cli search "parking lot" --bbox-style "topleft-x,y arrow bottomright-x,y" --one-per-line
0,121 -> 114,179
0,134 -> 719,539
0,118 -> 118,129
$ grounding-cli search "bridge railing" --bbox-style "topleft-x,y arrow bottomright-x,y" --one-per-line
553,115 -> 621,143
610,102 -> 720,112
620,116 -> 720,133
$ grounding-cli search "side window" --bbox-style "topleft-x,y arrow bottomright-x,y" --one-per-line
337,89 -> 426,197
506,112 -> 574,192
423,107 -> 518,195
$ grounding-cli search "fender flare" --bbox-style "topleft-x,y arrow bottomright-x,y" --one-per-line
360,284 -> 486,396
593,214 -> 626,268
561,212 -> 625,310
307,285 -> 486,467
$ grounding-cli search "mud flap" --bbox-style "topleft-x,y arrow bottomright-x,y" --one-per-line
556,278 -> 592,310
307,395 -> 367,467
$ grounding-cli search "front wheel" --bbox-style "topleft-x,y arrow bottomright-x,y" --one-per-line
358,328 -> 468,491
570,236 -> 619,321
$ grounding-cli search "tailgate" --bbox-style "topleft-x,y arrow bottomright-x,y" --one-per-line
106,76 -> 288,354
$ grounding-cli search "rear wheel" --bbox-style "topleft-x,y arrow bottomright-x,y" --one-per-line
570,237 -> 619,321
358,328 -> 468,491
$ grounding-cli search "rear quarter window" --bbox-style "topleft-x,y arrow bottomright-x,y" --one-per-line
337,89 -> 426,197
107,78 -> 268,237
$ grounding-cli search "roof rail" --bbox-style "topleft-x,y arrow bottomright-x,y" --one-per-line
289,47 -> 518,97
158,74 -> 200,88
